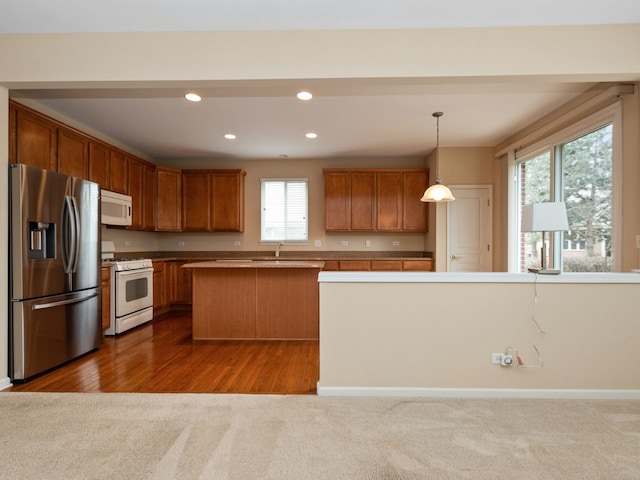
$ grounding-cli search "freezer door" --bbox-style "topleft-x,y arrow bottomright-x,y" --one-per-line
11,288 -> 102,381
10,164 -> 70,299
69,177 -> 101,292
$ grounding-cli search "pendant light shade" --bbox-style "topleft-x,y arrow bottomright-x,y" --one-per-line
421,111 -> 455,203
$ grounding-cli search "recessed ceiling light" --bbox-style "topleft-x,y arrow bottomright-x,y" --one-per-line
297,91 -> 313,101
305,132 -> 318,139
184,92 -> 201,102
224,133 -> 237,140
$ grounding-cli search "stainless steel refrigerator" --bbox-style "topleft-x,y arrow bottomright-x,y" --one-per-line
9,164 -> 102,381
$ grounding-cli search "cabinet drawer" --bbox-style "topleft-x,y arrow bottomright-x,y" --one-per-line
101,267 -> 111,281
322,261 -> 339,271
402,259 -> 433,271
339,260 -> 371,271
371,260 -> 402,271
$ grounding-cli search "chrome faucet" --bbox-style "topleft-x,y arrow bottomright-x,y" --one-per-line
275,241 -> 284,257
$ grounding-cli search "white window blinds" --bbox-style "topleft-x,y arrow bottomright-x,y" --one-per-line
261,179 -> 308,242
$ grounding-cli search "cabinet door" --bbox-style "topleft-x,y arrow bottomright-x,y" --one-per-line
402,170 -> 429,231
128,158 -> 144,229
182,172 -> 211,231
167,262 -> 192,304
143,163 -> 156,230
156,167 -> 181,231
109,149 -> 128,194
211,171 -> 244,231
376,172 -> 403,231
101,267 -> 111,331
324,171 -> 350,231
57,128 -> 89,179
88,140 -> 111,189
350,172 -> 376,230
153,262 -> 166,310
14,108 -> 58,171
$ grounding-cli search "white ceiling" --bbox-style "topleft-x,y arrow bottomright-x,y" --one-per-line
3,1 -> 639,163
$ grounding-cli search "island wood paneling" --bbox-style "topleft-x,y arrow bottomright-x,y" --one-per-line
191,269 -> 256,339
256,269 -> 320,339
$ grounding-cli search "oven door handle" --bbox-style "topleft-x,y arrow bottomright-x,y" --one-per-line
116,268 -> 154,278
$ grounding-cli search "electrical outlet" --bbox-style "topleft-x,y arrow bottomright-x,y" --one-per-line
491,353 -> 503,365
392,241 -> 400,246
365,240 -> 371,248
314,240 -> 322,247
636,235 -> 640,248
124,241 -> 132,247
492,353 -> 514,366
233,241 -> 241,247
177,241 -> 185,247
341,241 -> 349,247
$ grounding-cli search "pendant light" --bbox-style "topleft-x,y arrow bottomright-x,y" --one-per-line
421,111 -> 455,202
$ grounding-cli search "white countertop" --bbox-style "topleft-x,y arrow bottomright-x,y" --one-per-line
318,272 -> 640,284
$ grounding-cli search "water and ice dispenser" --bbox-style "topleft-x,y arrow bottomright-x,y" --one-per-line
28,221 -> 56,259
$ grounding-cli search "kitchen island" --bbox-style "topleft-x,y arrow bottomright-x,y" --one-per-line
182,260 -> 324,340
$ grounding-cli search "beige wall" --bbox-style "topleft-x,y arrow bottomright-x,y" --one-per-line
319,276 -> 640,394
1,24 -> 640,386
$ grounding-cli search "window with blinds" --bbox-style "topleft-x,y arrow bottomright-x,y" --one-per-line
260,179 -> 308,242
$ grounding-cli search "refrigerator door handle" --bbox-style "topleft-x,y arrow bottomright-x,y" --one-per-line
70,196 -> 81,273
61,195 -> 79,274
32,292 -> 99,311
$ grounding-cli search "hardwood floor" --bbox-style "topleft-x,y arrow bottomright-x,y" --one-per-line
9,312 -> 319,394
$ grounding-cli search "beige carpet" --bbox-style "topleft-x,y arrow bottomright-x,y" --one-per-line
1,393 -> 639,479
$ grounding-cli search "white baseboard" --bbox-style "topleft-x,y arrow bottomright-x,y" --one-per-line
0,377 -> 12,391
316,385 -> 640,400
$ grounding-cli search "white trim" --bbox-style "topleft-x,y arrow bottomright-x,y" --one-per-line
317,385 -> 640,400
0,377 -> 12,391
318,271 -> 640,283
495,84 -> 634,157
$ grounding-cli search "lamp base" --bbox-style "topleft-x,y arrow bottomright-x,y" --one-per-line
528,268 -> 561,275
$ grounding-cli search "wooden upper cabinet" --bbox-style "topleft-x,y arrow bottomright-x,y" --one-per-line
376,171 -> 402,231
12,105 -> 58,171
127,157 -> 144,229
324,171 -> 351,231
402,170 -> 429,231
324,168 -> 429,232
127,157 -> 156,231
109,149 -> 129,194
142,163 -> 156,230
156,167 -> 181,231
211,171 -> 245,232
182,171 -> 211,231
350,172 -> 376,231
181,169 -> 245,232
57,128 -> 89,179
88,140 -> 111,189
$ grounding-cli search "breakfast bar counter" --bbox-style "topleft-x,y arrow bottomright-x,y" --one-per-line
182,260 -> 324,340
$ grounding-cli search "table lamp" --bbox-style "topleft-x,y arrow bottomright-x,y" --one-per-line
521,202 -> 570,274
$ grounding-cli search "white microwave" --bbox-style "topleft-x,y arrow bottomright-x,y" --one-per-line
101,190 -> 132,226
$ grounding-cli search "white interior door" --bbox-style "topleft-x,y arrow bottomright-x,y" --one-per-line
447,185 -> 493,272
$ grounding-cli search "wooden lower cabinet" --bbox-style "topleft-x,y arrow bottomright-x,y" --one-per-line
323,259 -> 433,272
153,261 -> 167,312
101,267 -> 111,331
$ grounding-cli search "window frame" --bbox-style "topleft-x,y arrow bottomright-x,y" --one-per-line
509,102 -> 622,272
260,177 -> 309,244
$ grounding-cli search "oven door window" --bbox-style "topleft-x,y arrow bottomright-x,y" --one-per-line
125,277 -> 148,302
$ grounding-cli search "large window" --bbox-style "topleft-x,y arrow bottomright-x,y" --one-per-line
515,112 -> 617,273
260,179 -> 308,243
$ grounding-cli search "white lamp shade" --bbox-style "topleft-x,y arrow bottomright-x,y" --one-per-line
420,183 -> 455,202
521,202 -> 570,232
